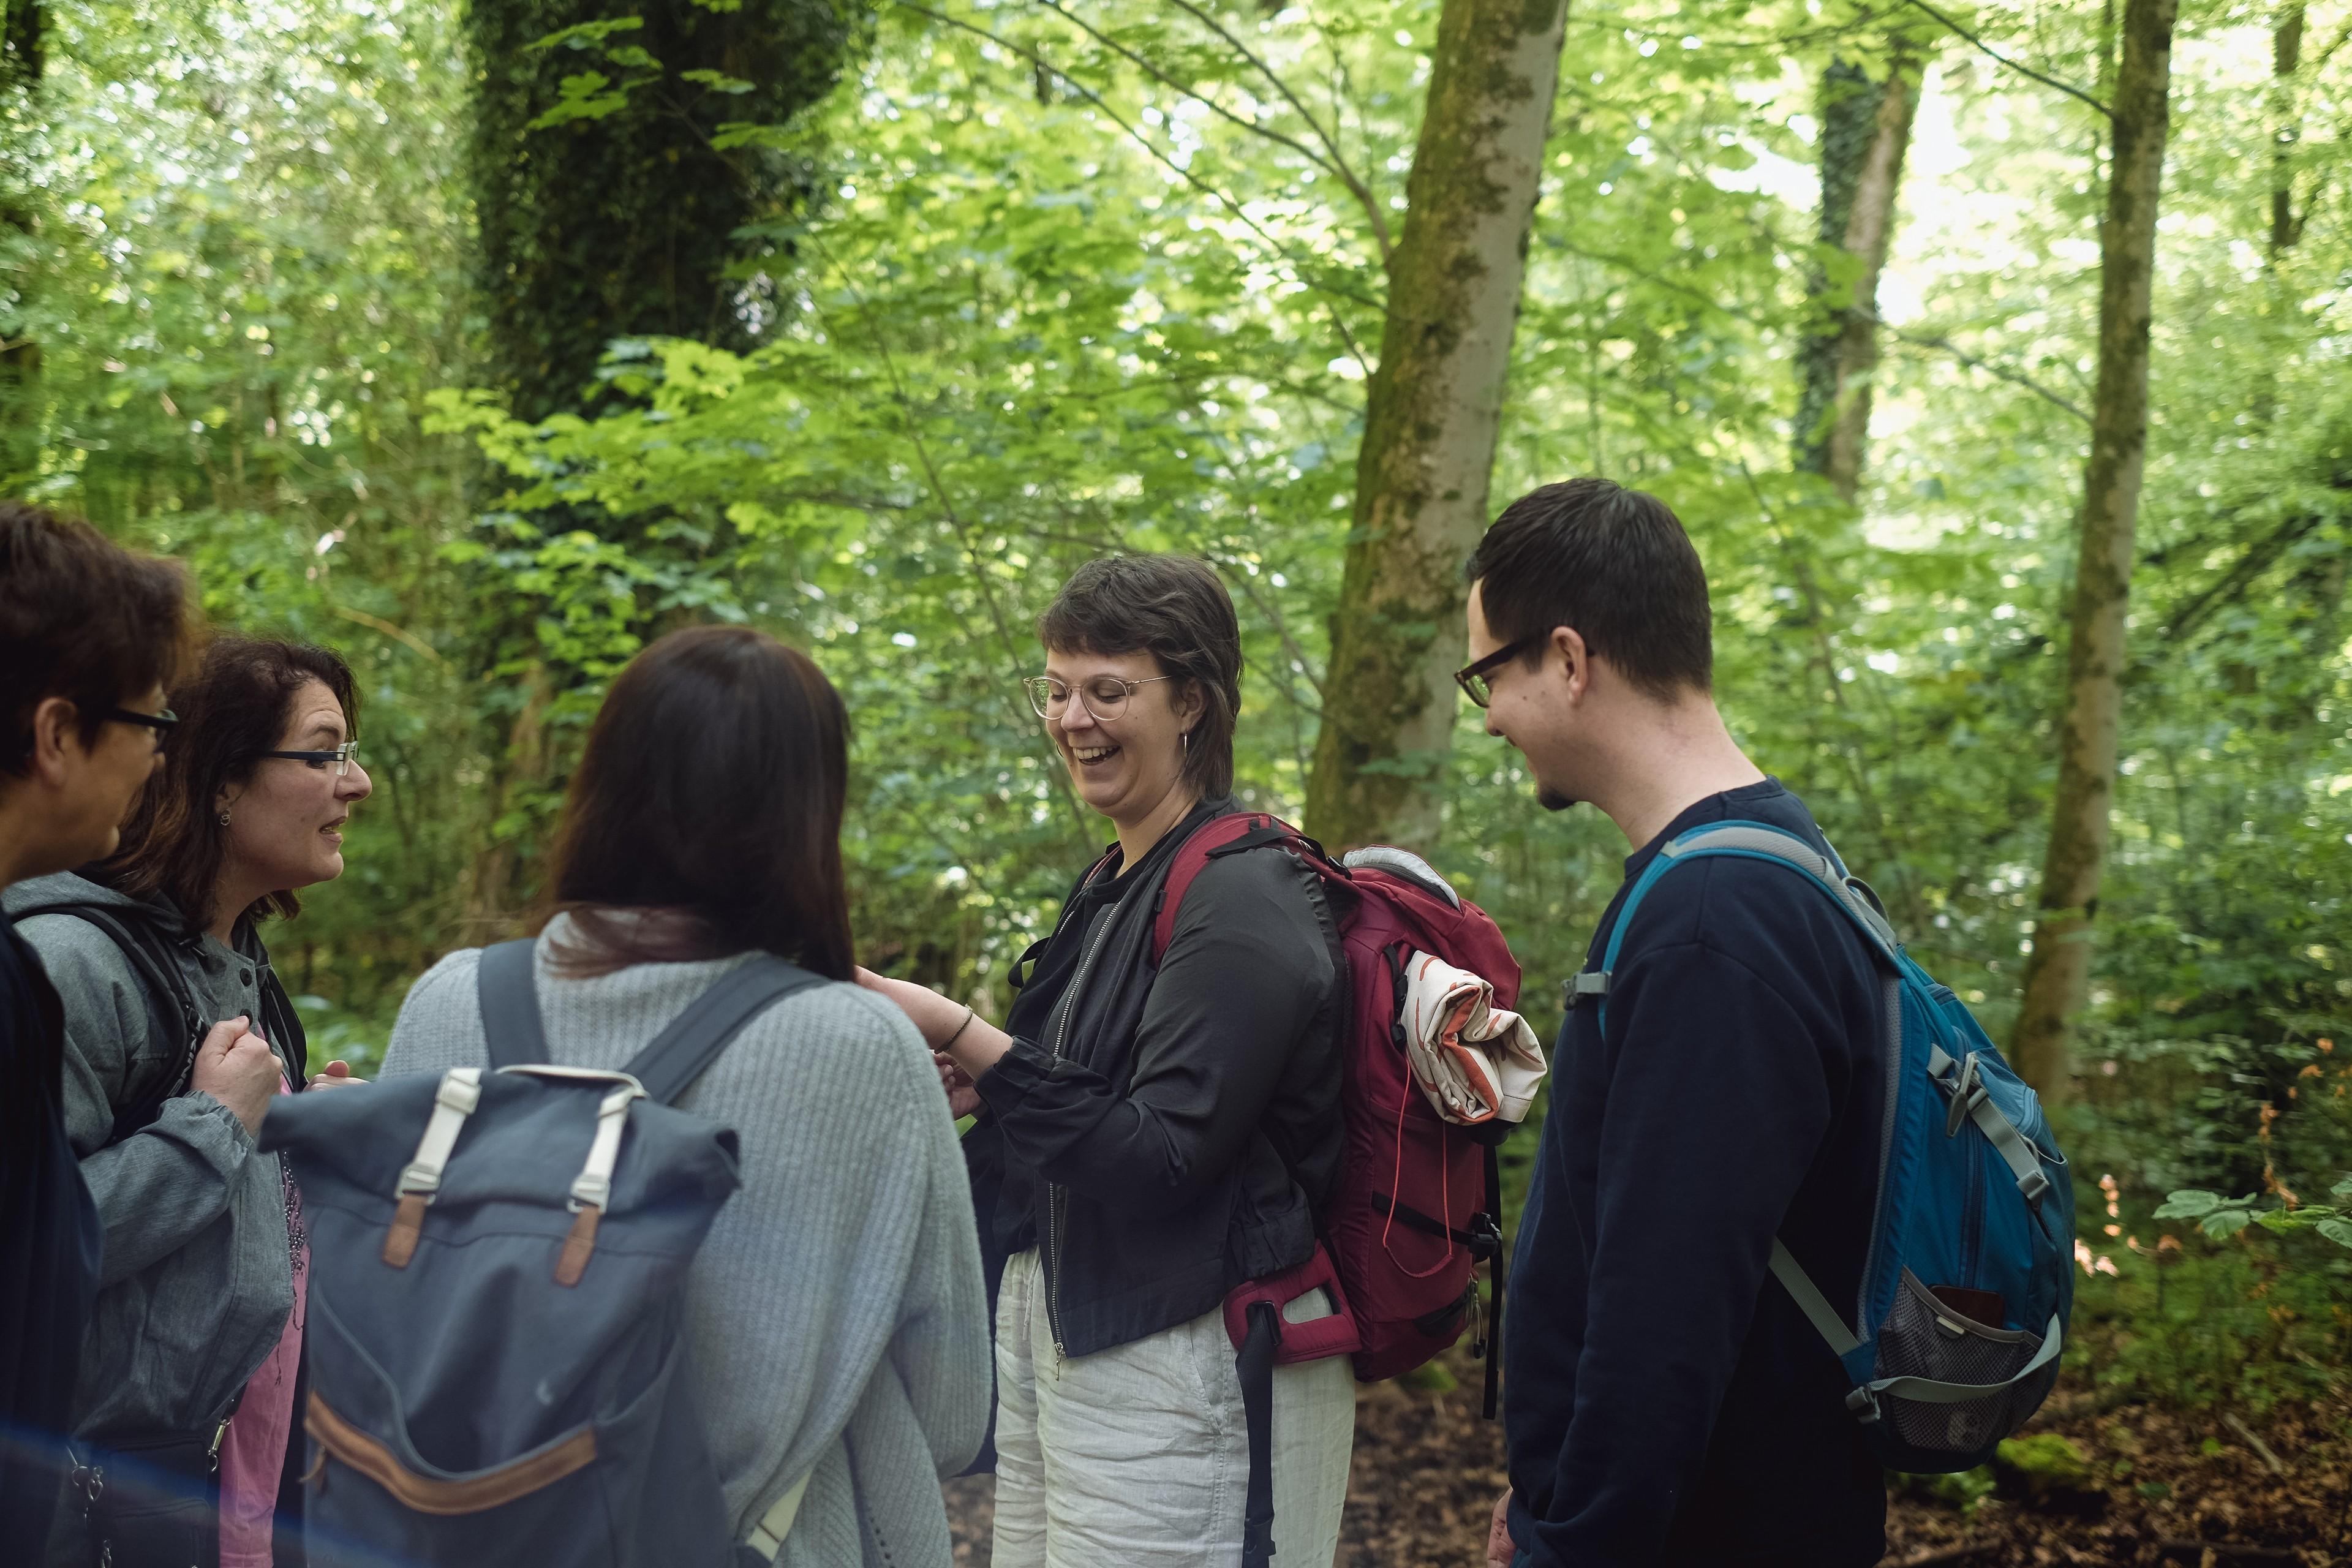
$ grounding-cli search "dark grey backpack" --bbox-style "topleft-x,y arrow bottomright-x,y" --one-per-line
259,940 -> 824,1567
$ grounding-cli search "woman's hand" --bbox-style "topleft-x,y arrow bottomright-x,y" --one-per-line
307,1059 -> 367,1090
935,1052 -> 983,1120
1485,1489 -> 1516,1567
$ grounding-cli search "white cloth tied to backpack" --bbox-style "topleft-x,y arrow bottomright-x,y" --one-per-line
1398,950 -> 1547,1125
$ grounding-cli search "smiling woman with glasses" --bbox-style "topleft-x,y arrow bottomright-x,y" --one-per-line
861,554 -> 1357,1568
8,634 -> 375,1568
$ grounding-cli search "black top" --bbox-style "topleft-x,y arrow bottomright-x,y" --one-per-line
0,924 -> 100,1556
967,798 -> 1346,1357
1504,780 -> 1888,1567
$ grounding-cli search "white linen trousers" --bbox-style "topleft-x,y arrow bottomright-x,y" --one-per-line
990,1248 -> 1357,1568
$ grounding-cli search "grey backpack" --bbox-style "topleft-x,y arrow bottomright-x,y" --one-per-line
260,940 -> 825,1567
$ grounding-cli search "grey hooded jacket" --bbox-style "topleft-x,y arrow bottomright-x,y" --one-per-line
3,872 -> 301,1457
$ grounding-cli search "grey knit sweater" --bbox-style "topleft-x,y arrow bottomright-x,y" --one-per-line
382,919 -> 991,1568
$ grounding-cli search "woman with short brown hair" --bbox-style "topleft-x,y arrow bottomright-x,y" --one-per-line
861,554 -> 1357,1568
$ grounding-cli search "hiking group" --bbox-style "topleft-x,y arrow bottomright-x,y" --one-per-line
0,478 -> 2075,1568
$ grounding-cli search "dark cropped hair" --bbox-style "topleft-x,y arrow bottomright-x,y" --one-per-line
2,502 -> 194,777
106,636 -> 360,930
541,626 -> 854,981
1038,554 -> 1242,801
1465,478 -> 1714,699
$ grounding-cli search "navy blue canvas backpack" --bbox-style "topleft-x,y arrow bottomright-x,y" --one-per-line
260,941 -> 826,1566
1575,820 -> 2075,1473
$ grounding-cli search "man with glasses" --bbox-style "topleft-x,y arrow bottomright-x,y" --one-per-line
1461,480 -> 1891,1568
0,503 -> 192,1557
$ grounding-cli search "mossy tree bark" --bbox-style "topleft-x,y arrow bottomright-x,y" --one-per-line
1793,47 -> 1924,503
2011,0 -> 2179,1100
0,0 -> 43,486
460,0 -> 863,926
1303,0 -> 1568,851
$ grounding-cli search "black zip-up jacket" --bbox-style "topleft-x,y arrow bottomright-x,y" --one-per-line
965,799 -> 1346,1357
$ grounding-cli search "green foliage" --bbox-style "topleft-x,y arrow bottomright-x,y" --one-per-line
9,0 -> 2352,1420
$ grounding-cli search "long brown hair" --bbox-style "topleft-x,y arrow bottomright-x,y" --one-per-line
105,636 -> 360,930
541,625 -> 854,981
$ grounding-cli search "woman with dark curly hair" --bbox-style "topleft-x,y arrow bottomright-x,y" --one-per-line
7,635 -> 373,1568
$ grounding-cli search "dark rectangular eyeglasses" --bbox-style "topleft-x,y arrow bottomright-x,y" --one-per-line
1453,636 -> 1540,709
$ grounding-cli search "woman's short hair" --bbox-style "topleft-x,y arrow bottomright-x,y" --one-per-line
1,502 -> 194,777
1038,554 -> 1242,801
106,636 -> 360,930
542,625 -> 854,981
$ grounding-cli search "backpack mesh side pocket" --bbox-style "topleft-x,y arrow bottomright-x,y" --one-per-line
1874,1270 -> 2058,1460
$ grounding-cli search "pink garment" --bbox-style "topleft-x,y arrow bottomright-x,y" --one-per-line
217,1072 -> 310,1568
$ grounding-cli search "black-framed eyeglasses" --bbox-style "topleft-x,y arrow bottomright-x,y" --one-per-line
1024,674 -> 1176,722
104,707 -> 178,751
252,740 -> 360,777
1453,637 -> 1542,709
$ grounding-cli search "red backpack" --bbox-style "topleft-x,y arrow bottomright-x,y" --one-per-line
1151,814 -> 1526,1563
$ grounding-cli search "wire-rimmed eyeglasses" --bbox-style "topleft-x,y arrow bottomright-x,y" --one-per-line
1024,674 -> 1175,722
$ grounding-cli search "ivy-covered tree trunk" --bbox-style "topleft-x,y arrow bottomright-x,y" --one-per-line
461,0 -> 862,924
467,0 -> 858,422
0,0 -> 43,486
1303,0 -> 1568,852
1793,47 -> 1923,502
2011,0 -> 2179,1100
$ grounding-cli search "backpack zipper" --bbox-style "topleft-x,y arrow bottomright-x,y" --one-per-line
1961,1126 -> 1986,1284
1043,894 -> 1123,1365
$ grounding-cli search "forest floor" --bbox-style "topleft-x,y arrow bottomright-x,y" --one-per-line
943,1355 -> 2352,1566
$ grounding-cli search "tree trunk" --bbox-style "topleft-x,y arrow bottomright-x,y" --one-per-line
2010,0 -> 2179,1101
459,0 -> 862,923
1794,47 -> 1923,502
0,0 -> 43,488
2270,3 -> 2305,258
1303,0 -> 1568,851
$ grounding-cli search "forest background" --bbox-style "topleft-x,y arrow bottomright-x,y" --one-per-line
3,0 -> 2349,1555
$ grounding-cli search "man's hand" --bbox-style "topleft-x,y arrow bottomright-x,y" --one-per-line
307,1059 -> 366,1091
1485,1488 -> 1516,1568
189,1017 -> 278,1136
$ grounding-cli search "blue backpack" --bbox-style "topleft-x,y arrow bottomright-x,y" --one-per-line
260,942 -> 826,1566
1574,820 -> 2075,1473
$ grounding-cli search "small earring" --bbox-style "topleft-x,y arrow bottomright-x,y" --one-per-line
217,810 -> 231,827
1182,730 -> 1192,752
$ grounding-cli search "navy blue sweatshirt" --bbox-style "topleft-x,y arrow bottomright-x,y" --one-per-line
1504,780 -> 1888,1567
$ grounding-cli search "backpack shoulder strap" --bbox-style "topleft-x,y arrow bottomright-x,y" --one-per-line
623,955 -> 830,1106
1148,813 -> 1352,965
15,901 -> 206,1139
476,939 -> 548,1068
1577,820 -> 1902,1030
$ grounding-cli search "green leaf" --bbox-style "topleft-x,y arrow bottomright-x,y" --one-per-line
680,69 -> 756,95
2154,1189 -> 2221,1219
2316,1216 -> 2352,1249
2203,1209 -> 2255,1240
527,17 -> 644,53
2332,1177 -> 2352,1200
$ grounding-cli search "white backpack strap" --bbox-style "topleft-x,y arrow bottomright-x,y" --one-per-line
383,1068 -> 481,1268
742,1468 -> 815,1560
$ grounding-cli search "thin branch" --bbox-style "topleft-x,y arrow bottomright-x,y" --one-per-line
2162,513 -> 2324,641
898,0 -> 1384,377
1035,2 -> 1368,226
1153,0 -> 1393,258
1548,236 -> 2090,423
326,604 -> 444,665
1898,0 -> 2113,119
1880,324 -> 2092,423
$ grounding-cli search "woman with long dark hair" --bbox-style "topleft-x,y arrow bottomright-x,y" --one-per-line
860,555 -> 1356,1567
7,635 -> 374,1568
380,625 -> 990,1568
